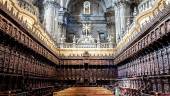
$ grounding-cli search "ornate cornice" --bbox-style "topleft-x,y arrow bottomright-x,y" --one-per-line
43,0 -> 60,8
114,2 -> 170,64
114,0 -> 130,7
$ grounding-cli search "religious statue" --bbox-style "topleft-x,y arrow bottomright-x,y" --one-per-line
107,35 -> 113,48
133,7 -> 137,17
97,37 -> 100,43
73,35 -> 76,43
107,35 -> 112,42
60,34 -> 65,43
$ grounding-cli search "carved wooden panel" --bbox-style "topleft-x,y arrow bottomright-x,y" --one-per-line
0,15 -> 60,65
115,18 -> 170,65
0,44 -> 4,72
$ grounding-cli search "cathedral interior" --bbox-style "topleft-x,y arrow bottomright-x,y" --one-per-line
0,0 -> 170,96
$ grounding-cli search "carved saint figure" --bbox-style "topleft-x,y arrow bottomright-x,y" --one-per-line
60,34 -> 65,43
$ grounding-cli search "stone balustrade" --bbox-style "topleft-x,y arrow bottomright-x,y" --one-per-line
115,0 -> 168,57
128,0 -> 156,30
138,0 -> 156,13
17,0 -> 38,16
59,42 -> 113,48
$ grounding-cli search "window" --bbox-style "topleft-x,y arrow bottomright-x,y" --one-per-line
99,33 -> 105,41
84,1 -> 91,14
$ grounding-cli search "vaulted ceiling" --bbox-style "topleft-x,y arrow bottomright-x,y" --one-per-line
33,0 -> 142,10
33,0 -> 114,12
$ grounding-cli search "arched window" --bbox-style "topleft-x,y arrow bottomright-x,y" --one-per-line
83,1 -> 91,14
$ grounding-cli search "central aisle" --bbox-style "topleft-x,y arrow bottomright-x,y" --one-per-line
53,87 -> 114,96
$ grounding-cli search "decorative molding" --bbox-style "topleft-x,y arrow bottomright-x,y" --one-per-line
43,0 -> 60,8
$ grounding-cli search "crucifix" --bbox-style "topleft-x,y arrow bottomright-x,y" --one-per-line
83,24 -> 91,36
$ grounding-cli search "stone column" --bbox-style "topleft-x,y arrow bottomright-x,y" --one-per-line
114,0 -> 130,43
57,8 -> 67,43
53,5 -> 60,43
97,37 -> 100,48
43,0 -> 59,36
60,0 -> 67,10
57,22 -> 62,43
106,11 -> 116,45
62,24 -> 67,38
114,5 -> 121,43
73,35 -> 76,48
107,22 -> 116,45
60,35 -> 65,48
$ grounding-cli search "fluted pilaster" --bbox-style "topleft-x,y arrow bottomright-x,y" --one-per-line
43,0 -> 60,35
57,9 -> 68,43
114,0 -> 131,43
